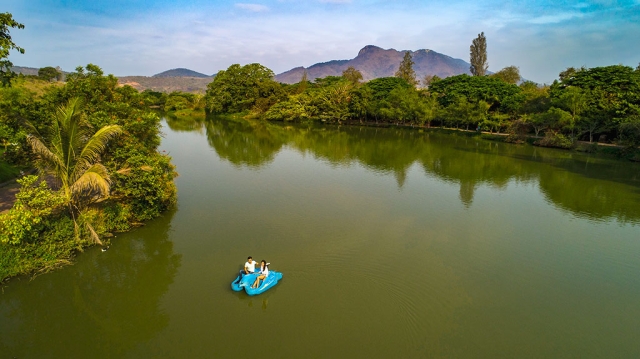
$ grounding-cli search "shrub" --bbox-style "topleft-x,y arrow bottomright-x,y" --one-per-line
535,131 -> 574,149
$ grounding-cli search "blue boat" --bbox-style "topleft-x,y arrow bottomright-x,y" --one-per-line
231,270 -> 283,295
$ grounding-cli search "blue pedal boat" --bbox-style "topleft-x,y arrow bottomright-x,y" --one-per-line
231,270 -> 283,295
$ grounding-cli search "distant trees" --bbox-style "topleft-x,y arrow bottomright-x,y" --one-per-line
470,32 -> 488,77
422,74 -> 441,88
342,66 -> 363,85
395,52 -> 418,86
0,12 -> 25,86
491,66 -> 520,84
38,66 -> 61,82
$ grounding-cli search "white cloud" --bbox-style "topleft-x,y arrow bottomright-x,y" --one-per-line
235,3 -> 269,12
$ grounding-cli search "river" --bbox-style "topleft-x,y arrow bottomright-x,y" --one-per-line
1,116 -> 639,358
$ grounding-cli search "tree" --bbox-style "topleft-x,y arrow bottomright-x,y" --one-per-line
298,69 -> 309,93
38,66 -> 61,82
205,63 -> 281,114
342,66 -> 363,85
491,66 -> 520,84
395,51 -> 418,86
0,12 -> 25,87
556,86 -> 587,140
27,98 -> 122,242
422,74 -> 441,88
470,32 -> 488,76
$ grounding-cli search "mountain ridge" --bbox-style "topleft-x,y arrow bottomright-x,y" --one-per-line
275,45 -> 472,84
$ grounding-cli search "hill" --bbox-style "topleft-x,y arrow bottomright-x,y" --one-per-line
117,76 -> 212,93
275,45 -> 471,84
152,68 -> 211,78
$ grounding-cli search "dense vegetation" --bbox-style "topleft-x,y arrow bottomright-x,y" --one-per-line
0,63 -> 178,282
204,61 -> 640,158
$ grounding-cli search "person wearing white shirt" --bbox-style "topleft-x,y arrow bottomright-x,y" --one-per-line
243,256 -> 257,276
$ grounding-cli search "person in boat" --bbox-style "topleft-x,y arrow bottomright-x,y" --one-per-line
242,256 -> 257,277
251,260 -> 269,288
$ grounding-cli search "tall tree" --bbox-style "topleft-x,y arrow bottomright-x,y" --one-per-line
27,98 -> 122,242
395,52 -> 418,86
298,69 -> 309,93
342,66 -> 363,85
0,12 -> 25,86
470,32 -> 488,76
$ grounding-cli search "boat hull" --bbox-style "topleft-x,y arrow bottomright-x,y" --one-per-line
232,271 -> 283,296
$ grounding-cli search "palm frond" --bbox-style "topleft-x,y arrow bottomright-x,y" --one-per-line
76,124 -> 122,169
26,135 -> 66,172
70,163 -> 111,202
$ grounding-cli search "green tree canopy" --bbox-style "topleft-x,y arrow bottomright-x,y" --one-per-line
491,66 -> 520,84
363,77 -> 412,100
342,66 -> 363,85
429,74 -> 522,113
205,63 -> 281,114
38,66 -> 61,82
0,12 -> 25,86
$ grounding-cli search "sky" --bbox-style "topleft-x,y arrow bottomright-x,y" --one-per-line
4,0 -> 640,84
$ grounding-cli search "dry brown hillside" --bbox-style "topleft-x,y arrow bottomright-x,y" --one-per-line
275,45 -> 471,84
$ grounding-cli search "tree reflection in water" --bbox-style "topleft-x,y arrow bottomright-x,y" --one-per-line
0,209 -> 181,358
201,115 -> 640,222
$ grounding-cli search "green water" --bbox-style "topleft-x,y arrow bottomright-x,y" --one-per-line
2,116 -> 639,358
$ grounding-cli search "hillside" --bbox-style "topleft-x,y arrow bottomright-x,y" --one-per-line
275,45 -> 471,84
117,76 -> 212,93
152,68 -> 212,78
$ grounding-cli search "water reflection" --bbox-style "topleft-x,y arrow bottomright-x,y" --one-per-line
0,210 -> 181,358
205,116 -> 286,168
165,113 -> 205,133
171,115 -> 640,223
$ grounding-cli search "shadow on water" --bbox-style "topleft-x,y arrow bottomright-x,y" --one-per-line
174,115 -> 640,223
0,209 -> 181,358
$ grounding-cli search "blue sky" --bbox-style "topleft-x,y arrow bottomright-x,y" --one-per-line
5,0 -> 640,83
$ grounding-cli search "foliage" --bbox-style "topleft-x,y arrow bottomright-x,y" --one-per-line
618,120 -> 640,149
395,52 -> 418,86
0,12 -> 25,86
470,32 -> 488,76
429,74 -> 522,113
205,63 -> 283,114
535,131 -> 574,149
342,66 -> 363,85
0,63 -> 178,281
38,66 -> 61,82
0,176 -> 65,245
27,97 -> 122,209
491,66 -> 521,84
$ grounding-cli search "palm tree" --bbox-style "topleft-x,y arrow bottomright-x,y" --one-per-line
27,97 -> 122,243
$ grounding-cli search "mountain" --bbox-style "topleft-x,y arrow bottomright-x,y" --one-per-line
275,45 -> 472,84
117,76 -> 212,93
152,68 -> 211,78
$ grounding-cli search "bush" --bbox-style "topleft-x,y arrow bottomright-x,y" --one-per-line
535,131 -> 574,149
618,121 -> 640,149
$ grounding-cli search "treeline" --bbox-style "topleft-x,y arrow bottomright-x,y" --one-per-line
0,64 -> 177,281
203,62 -> 640,153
